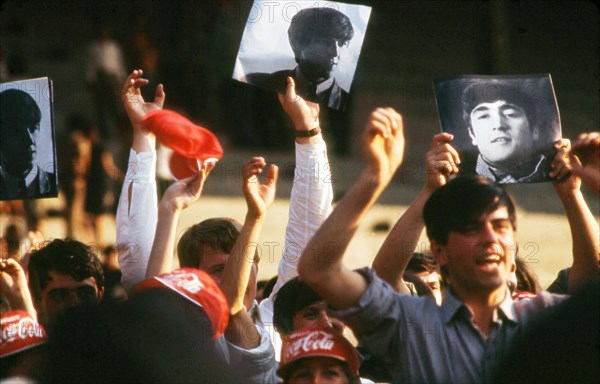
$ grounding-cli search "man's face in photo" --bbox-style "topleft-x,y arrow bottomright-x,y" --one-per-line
468,100 -> 536,168
298,37 -> 347,81
0,117 -> 40,177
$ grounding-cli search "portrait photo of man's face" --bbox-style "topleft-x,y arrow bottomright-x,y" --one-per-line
232,0 -> 371,112
0,89 -> 41,177
0,77 -> 57,200
468,100 -> 538,169
434,74 -> 561,184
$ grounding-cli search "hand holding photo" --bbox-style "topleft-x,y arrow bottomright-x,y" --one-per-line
434,74 -> 561,184
232,0 -> 371,112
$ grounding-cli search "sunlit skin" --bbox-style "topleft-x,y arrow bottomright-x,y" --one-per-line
298,38 -> 348,83
415,271 -> 443,305
38,271 -> 103,325
287,357 -> 350,384
198,245 -> 257,310
435,207 -> 515,301
468,100 -> 537,169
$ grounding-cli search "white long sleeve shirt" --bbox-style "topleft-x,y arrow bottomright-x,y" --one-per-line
259,138 -> 334,361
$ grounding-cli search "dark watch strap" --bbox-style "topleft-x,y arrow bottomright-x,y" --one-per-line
295,127 -> 321,138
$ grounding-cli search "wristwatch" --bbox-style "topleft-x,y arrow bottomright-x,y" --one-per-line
295,127 -> 321,138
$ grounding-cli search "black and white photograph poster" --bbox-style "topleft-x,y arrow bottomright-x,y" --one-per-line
434,74 -> 561,184
233,0 -> 371,112
0,77 -> 58,200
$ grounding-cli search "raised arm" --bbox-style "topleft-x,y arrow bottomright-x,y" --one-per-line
550,139 -> 600,292
372,132 -> 459,293
145,172 -> 206,278
298,108 -> 405,309
116,69 -> 165,292
268,77 -> 332,297
220,157 -> 278,349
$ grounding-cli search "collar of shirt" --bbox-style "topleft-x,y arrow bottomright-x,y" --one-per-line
440,287 -> 518,325
249,300 -> 262,324
294,67 -> 335,95
0,165 -> 37,191
24,165 -> 39,187
476,154 -> 547,183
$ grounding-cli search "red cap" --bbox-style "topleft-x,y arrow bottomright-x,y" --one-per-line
1,311 -> 47,358
512,291 -> 537,301
278,326 -> 361,379
132,268 -> 229,339
142,110 -> 223,179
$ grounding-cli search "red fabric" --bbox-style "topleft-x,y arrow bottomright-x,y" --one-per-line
142,110 -> 223,179
133,268 -> 229,340
278,326 -> 361,379
0,310 -> 47,358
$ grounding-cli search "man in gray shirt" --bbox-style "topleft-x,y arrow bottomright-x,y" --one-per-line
296,108 -> 592,383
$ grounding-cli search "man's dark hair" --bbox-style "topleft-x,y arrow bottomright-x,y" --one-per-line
406,252 -> 438,275
177,218 -> 244,268
273,277 -> 322,336
461,80 -> 538,133
423,176 -> 517,245
288,8 -> 354,60
27,238 -> 104,303
0,89 -> 41,133
515,257 -> 541,294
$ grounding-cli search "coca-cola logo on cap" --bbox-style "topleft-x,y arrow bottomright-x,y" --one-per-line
160,271 -> 205,294
0,311 -> 47,357
284,330 -> 335,361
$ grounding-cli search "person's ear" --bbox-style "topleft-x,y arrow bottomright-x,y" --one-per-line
98,286 -> 105,301
468,125 -> 477,146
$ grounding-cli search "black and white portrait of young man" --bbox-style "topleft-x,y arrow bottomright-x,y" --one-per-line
0,77 -> 57,200
434,74 -> 561,184
233,0 -> 371,112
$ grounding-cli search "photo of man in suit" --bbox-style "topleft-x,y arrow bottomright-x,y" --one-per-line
0,88 -> 57,200
246,7 -> 355,111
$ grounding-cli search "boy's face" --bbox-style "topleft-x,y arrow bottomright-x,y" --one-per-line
38,271 -> 102,325
287,356 -> 350,384
198,245 -> 257,310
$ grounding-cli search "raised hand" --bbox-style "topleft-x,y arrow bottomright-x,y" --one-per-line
362,107 -> 405,183
425,132 -> 460,190
121,69 -> 165,132
277,77 -> 320,131
571,132 -> 600,195
0,258 -> 36,318
550,138 -> 581,195
242,157 -> 279,219
160,170 -> 207,212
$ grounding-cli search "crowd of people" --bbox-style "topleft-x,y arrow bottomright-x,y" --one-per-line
1,66 -> 599,383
